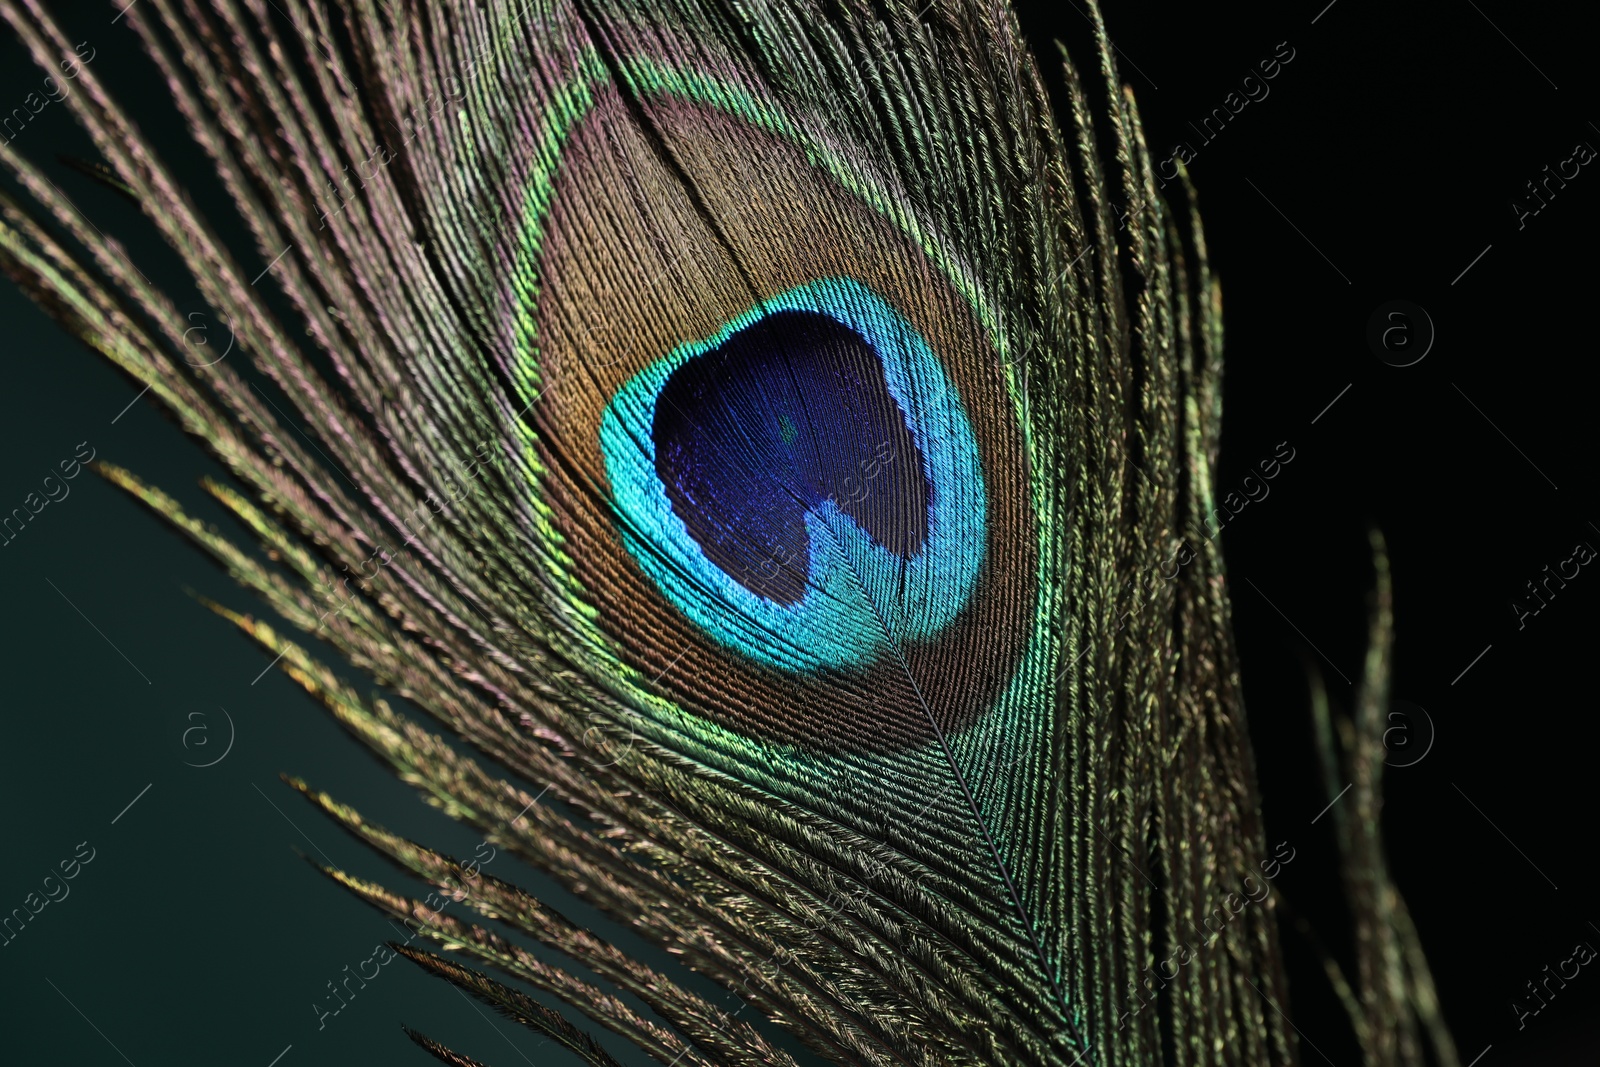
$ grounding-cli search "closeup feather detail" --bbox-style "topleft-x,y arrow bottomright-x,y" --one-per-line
0,0 -> 1448,1064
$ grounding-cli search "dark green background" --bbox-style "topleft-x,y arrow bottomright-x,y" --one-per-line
4,1 -> 1598,1065
0,162 -> 690,1064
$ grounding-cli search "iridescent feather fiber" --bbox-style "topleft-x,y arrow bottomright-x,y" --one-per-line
0,0 -> 1450,1064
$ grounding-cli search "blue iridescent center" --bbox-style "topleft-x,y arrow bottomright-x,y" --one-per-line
599,278 -> 985,673
654,308 -> 928,604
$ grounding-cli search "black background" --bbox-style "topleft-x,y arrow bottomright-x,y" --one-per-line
1,1 -> 1595,1065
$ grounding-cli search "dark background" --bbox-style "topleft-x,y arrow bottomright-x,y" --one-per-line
1,1 -> 1594,1065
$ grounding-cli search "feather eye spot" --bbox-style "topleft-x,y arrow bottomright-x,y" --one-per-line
599,278 -> 986,673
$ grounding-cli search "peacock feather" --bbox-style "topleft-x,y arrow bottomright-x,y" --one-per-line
0,1 -> 1450,1064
